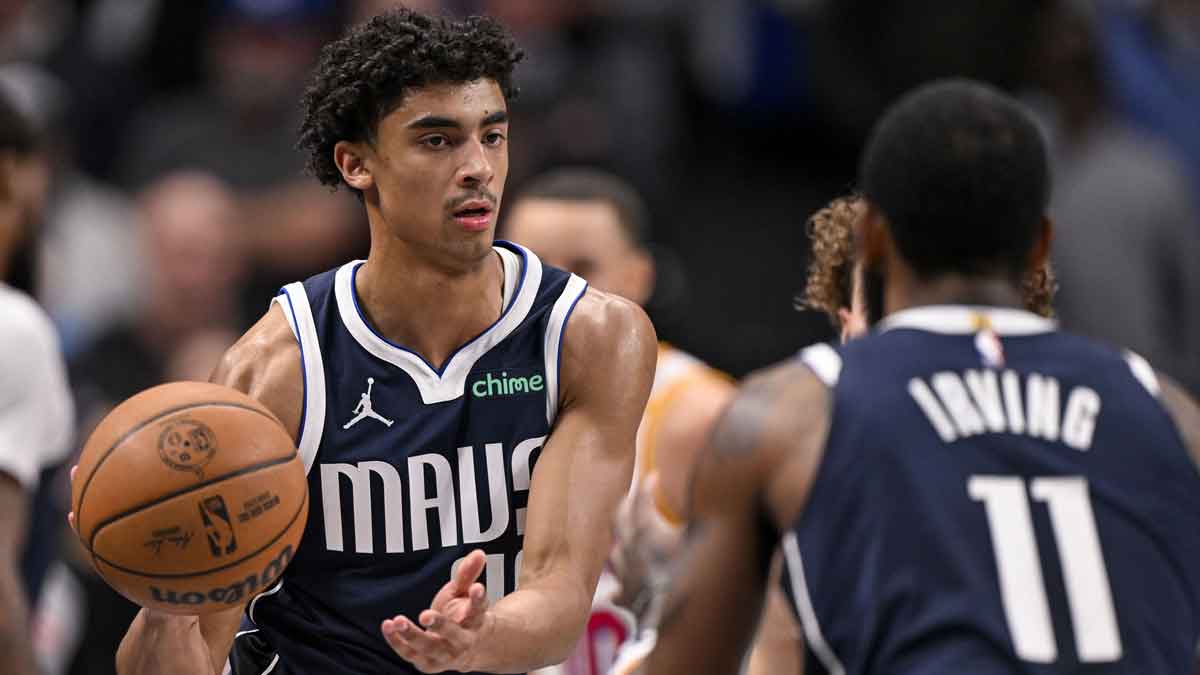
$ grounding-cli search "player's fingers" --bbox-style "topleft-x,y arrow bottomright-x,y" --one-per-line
450,550 -> 486,595
422,610 -> 473,652
67,511 -> 75,530
455,582 -> 487,627
70,464 -> 77,482
383,617 -> 453,670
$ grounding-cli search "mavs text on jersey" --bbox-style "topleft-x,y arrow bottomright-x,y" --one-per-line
229,242 -> 587,674
785,306 -> 1200,674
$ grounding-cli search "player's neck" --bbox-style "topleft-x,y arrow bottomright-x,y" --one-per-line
886,273 -> 1026,316
355,240 -> 503,370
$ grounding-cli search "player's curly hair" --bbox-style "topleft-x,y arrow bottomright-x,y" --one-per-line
800,194 -> 863,327
1023,260 -> 1057,318
297,7 -> 523,191
800,193 -> 1057,327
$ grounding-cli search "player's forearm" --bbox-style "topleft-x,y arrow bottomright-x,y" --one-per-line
117,610 -> 216,675
0,569 -> 38,675
465,578 -> 591,673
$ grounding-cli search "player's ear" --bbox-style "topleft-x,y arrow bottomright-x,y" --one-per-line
626,248 -> 656,307
334,141 -> 374,192
1030,214 -> 1053,272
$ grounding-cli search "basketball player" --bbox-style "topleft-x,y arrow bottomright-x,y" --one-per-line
502,169 -> 734,675
644,79 -> 1200,674
0,93 -> 74,675
110,9 -> 655,675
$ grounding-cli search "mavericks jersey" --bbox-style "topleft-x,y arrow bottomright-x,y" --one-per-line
232,242 -> 587,675
785,306 -> 1200,675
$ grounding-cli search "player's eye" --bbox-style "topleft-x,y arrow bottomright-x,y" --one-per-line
484,131 -> 506,147
421,135 -> 451,149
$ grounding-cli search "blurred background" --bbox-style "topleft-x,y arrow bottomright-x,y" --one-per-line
2,0 -> 1198,672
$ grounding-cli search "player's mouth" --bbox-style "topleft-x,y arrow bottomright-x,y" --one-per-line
451,200 -> 495,232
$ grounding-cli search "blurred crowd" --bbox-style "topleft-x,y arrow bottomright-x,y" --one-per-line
2,0 -> 1199,672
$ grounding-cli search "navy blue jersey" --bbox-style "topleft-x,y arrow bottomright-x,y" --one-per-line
783,306 -> 1200,675
230,242 -> 587,675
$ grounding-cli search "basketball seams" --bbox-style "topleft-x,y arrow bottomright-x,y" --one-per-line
92,476 -> 308,580
75,400 -> 288,539
86,453 -> 299,553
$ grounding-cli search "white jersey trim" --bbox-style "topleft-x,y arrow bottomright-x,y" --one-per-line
248,579 -> 284,625
1124,350 -> 1161,397
334,244 -> 544,405
879,305 -> 1056,336
783,532 -> 845,675
497,244 -> 520,311
543,275 -> 588,426
273,285 -> 326,474
800,343 -> 842,387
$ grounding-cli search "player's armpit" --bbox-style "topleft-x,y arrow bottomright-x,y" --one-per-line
1156,371 -> 1200,472
647,362 -> 829,675
210,303 -> 304,444
469,289 -> 657,672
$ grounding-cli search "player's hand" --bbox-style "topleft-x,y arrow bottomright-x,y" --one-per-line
611,472 -> 683,623
66,464 -> 77,531
380,549 -> 491,673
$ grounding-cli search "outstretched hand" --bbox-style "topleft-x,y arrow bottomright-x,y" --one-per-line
381,549 -> 491,673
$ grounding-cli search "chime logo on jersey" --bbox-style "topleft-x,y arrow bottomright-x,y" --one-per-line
470,369 -> 545,400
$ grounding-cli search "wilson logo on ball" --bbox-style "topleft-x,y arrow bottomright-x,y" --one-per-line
157,418 -> 218,477
148,544 -> 294,606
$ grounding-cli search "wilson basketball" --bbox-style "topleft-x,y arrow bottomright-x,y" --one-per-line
72,381 -> 308,615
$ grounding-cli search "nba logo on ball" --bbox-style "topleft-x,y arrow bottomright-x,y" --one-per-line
199,495 -> 238,557
158,418 -> 217,478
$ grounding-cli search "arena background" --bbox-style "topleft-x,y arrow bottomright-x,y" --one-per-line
2,0 -> 1198,672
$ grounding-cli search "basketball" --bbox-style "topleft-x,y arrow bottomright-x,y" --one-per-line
71,381 -> 308,615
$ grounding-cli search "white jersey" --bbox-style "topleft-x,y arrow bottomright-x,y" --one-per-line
0,284 -> 73,489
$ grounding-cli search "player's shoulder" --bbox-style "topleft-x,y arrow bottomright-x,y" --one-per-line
0,284 -> 58,350
561,288 -> 657,369
212,304 -> 303,441
705,356 -> 830,470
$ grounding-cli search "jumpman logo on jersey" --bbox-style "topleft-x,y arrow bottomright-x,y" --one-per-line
344,377 -> 394,429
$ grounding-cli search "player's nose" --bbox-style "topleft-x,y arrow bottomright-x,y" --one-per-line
456,140 -> 494,187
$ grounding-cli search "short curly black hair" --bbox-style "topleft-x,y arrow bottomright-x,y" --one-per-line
298,7 -> 523,191
860,79 -> 1049,281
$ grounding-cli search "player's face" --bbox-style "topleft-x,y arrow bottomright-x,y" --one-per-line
505,198 -> 653,305
364,80 -> 510,265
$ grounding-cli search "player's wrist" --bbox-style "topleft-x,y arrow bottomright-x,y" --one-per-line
457,609 -> 497,672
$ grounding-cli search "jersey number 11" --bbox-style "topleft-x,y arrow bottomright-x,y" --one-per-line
968,476 -> 1122,663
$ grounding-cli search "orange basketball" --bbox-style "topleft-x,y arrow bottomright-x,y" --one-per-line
72,381 -> 308,615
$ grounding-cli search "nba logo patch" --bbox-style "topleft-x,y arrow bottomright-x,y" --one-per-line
971,314 -> 1005,368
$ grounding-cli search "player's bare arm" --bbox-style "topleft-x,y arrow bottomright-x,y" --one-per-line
380,289 -> 657,672
651,377 -> 734,522
0,474 -> 36,675
646,362 -> 829,675
116,304 -> 302,675
1156,372 -> 1200,471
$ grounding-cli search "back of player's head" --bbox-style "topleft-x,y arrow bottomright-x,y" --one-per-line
298,7 -> 524,191
515,168 -> 651,247
860,79 -> 1049,279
